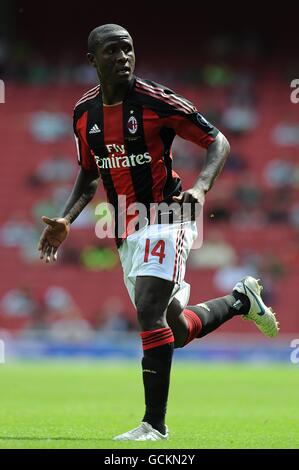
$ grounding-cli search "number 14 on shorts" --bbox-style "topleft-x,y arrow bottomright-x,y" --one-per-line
144,239 -> 166,264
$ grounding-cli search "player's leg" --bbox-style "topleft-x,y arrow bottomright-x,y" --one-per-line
134,275 -> 175,436
167,290 -> 249,348
167,276 -> 279,348
114,274 -> 174,441
166,298 -> 189,348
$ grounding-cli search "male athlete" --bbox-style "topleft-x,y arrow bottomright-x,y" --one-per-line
38,24 -> 279,441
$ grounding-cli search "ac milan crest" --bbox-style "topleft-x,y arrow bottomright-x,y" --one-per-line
127,115 -> 138,134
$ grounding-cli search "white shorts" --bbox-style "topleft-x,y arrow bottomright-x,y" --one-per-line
118,221 -> 197,309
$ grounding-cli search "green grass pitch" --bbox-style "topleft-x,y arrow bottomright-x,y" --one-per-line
0,361 -> 298,449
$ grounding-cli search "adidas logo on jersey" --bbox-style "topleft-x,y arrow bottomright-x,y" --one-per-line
89,124 -> 101,134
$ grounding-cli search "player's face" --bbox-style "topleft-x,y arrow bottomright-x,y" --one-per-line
91,32 -> 135,85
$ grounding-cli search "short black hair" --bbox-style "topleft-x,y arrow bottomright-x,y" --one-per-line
87,24 -> 130,54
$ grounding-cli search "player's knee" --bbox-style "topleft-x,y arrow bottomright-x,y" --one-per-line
138,316 -> 166,331
137,308 -> 166,331
136,297 -> 167,331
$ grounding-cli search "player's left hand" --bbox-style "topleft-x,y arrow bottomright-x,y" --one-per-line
172,187 -> 205,221
173,187 -> 205,206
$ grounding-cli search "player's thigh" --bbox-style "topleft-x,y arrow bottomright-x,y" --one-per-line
135,275 -> 175,330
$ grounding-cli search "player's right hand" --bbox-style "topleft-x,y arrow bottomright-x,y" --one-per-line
38,216 -> 70,263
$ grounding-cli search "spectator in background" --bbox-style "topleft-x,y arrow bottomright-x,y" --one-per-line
1,286 -> 39,317
41,285 -> 94,341
252,253 -> 283,305
221,103 -> 258,135
94,296 -> 136,333
288,202 -> 299,229
230,174 -> 267,228
43,286 -> 76,314
26,55 -> 53,84
73,62 -> 98,85
222,74 -> 258,136
292,162 -> 299,188
223,151 -> 247,173
28,154 -> 76,187
272,121 -> 299,146
80,245 -> 118,271
266,188 -> 289,224
29,102 -> 72,142
189,230 -> 237,269
264,158 -> 294,188
214,256 -> 259,293
0,213 -> 46,264
202,63 -> 234,87
227,71 -> 257,107
59,243 -> 81,265
234,172 -> 262,208
48,308 -> 94,343
230,207 -> 267,228
205,179 -> 234,223
258,252 -> 284,281
206,202 -> 231,223
1,212 -> 37,248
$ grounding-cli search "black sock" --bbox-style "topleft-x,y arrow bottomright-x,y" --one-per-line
140,329 -> 174,435
187,292 -> 250,338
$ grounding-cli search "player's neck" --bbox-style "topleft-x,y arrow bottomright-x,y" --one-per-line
101,78 -> 133,105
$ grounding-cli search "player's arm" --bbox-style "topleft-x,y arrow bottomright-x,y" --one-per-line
38,105 -> 101,263
163,102 -> 230,207
195,131 -> 230,193
62,167 -> 100,224
174,131 -> 230,206
38,167 -> 100,264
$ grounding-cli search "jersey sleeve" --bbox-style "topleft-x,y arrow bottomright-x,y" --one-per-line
73,110 -> 98,171
161,95 -> 219,149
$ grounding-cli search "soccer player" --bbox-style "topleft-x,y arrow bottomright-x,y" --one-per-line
38,24 -> 279,441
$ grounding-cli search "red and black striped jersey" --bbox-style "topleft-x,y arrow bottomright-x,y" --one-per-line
73,76 -> 218,242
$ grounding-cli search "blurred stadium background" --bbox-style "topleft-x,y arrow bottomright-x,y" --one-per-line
0,2 -> 299,365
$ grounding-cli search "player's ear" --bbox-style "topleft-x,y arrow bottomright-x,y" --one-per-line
87,53 -> 97,68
